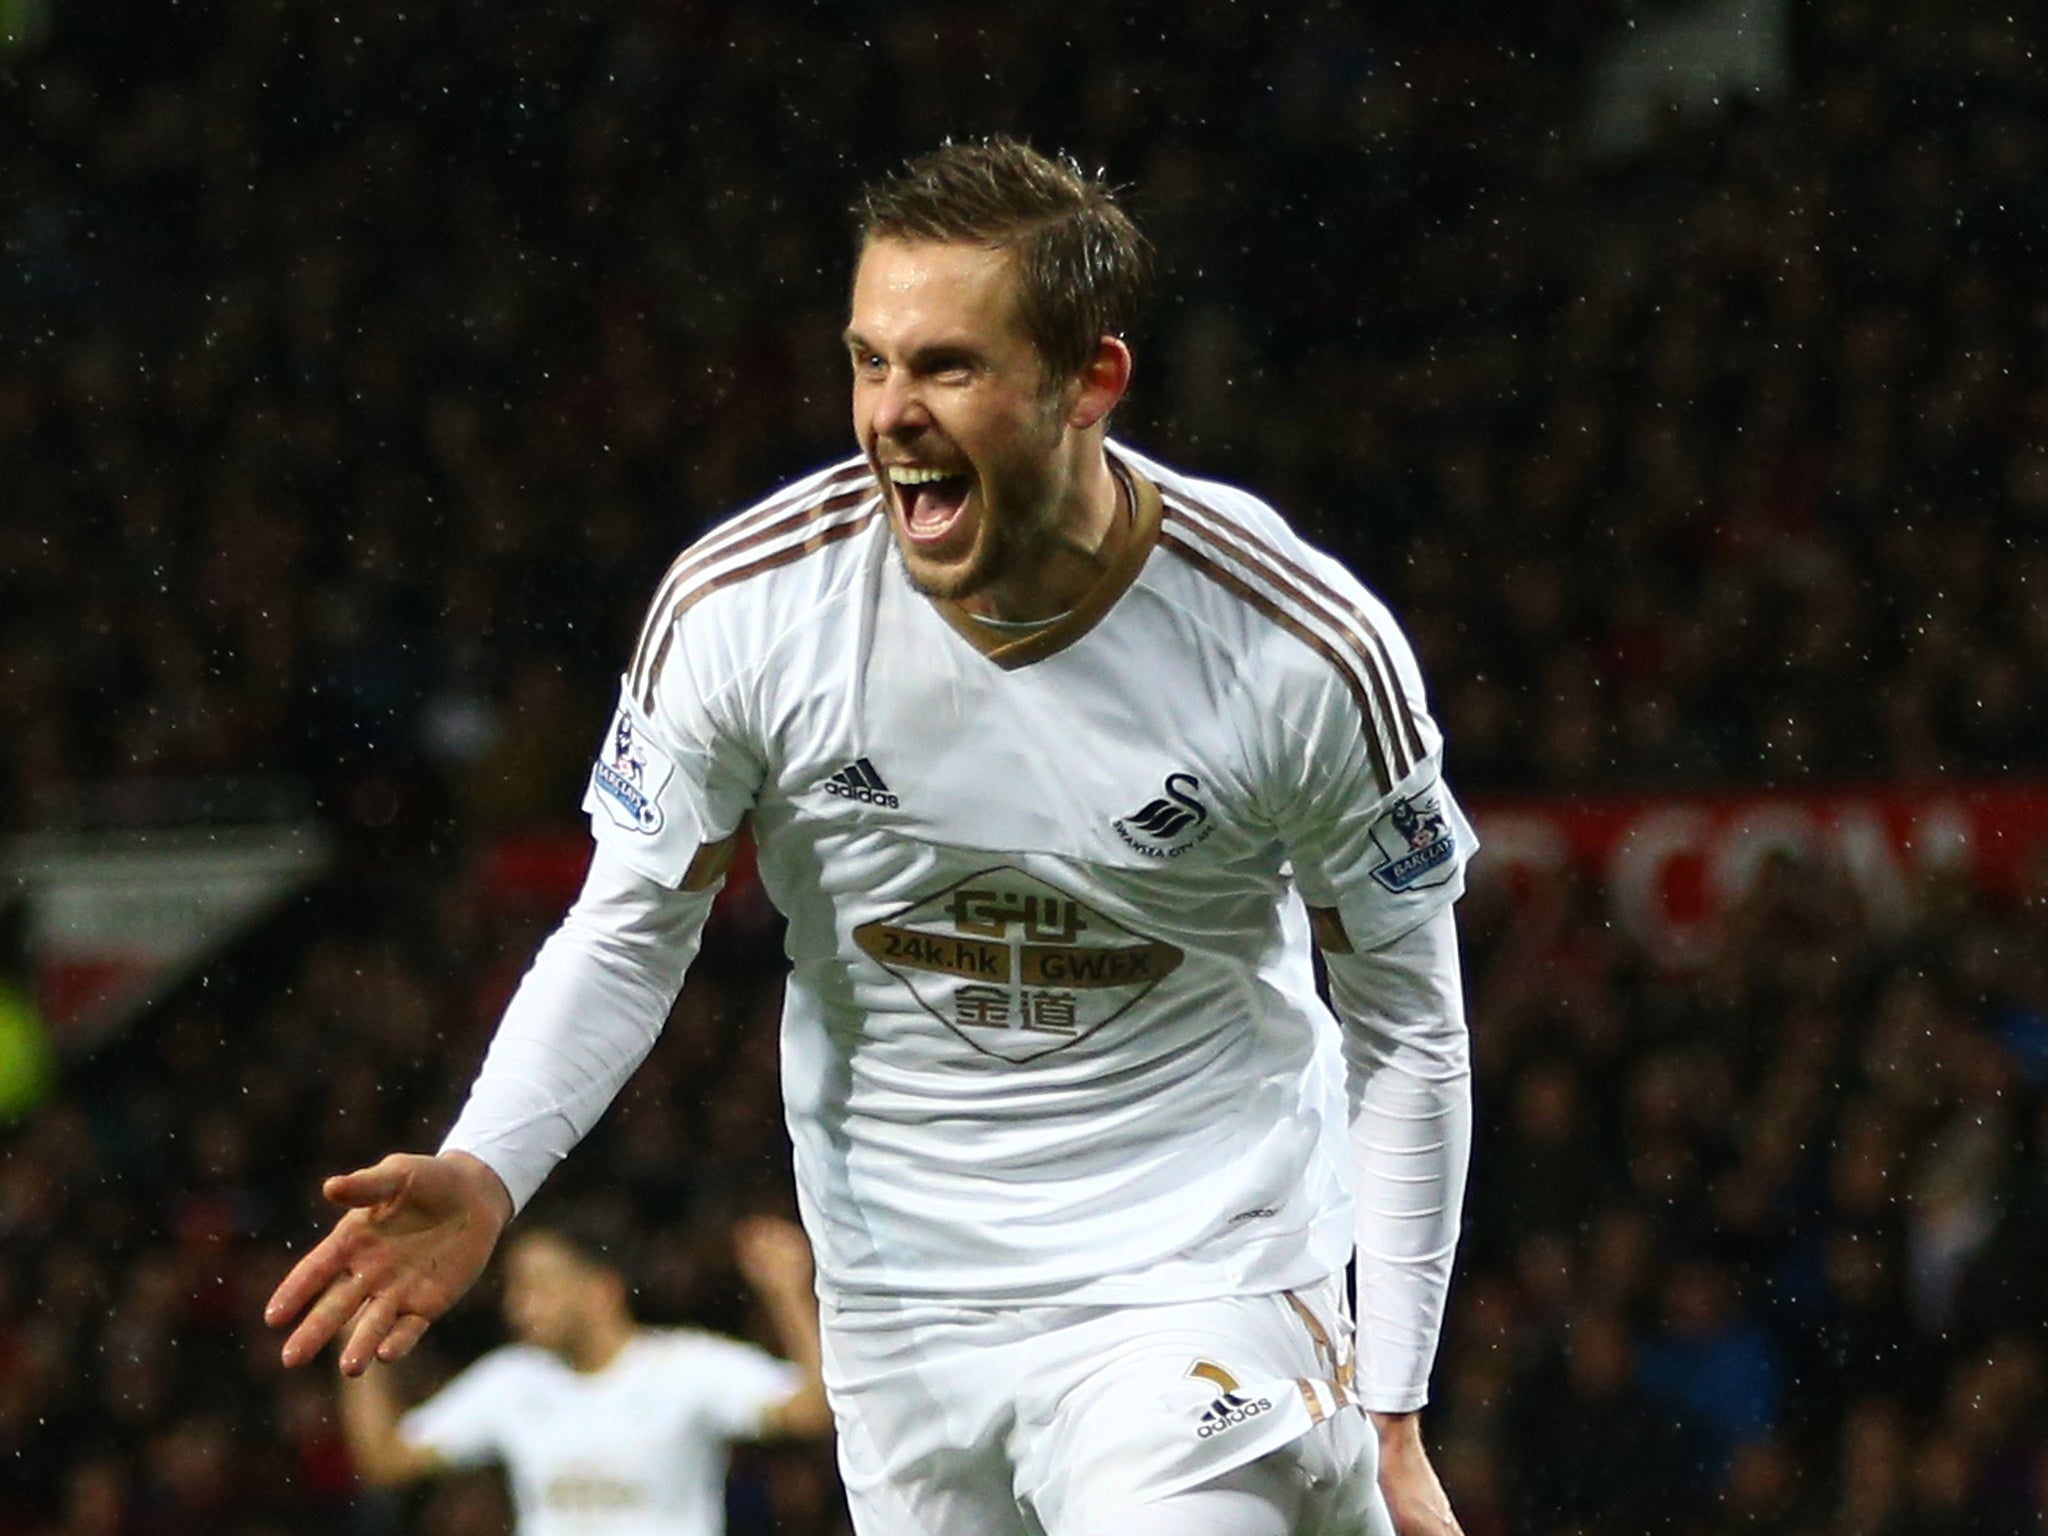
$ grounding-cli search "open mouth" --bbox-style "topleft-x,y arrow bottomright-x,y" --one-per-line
887,465 -> 974,547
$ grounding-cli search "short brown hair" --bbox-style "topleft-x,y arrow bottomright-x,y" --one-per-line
856,137 -> 1154,380
517,1192 -> 638,1285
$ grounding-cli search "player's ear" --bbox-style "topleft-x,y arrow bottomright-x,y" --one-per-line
1065,336 -> 1132,431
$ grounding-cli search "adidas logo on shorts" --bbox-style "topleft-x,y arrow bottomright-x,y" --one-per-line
823,757 -> 899,809
1195,1390 -> 1273,1439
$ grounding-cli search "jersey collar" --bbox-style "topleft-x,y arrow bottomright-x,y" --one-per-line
929,450 -> 1163,670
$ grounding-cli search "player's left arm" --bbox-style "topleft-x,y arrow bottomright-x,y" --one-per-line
1320,905 -> 1469,1536
1258,549 -> 1472,1535
732,1216 -> 832,1440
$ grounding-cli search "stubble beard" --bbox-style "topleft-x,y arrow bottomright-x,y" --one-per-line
891,418 -> 1070,606
893,483 -> 1063,604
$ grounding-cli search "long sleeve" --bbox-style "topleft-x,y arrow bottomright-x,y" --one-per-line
440,844 -> 718,1211
1324,903 -> 1471,1413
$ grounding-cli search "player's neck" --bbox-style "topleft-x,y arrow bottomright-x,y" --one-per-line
962,449 -> 1126,624
565,1310 -> 638,1373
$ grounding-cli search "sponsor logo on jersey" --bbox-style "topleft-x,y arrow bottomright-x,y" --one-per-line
1367,789 -> 1457,893
593,711 -> 674,834
1196,1390 -> 1274,1439
543,1474 -> 645,1512
1113,772 -> 1216,858
854,865 -> 1186,1063
822,757 -> 899,809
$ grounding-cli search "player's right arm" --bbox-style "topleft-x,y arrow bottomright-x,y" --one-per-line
266,835 -> 734,1371
337,1363 -> 449,1487
270,511 -> 781,1371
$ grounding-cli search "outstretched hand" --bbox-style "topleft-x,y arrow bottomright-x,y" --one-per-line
265,1151 -> 513,1375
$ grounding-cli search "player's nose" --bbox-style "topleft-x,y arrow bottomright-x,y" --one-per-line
867,371 -> 930,439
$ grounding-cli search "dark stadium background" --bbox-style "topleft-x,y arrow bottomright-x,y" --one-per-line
3,2 -> 2045,1533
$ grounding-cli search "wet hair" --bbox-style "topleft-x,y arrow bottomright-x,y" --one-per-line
855,136 -> 1154,381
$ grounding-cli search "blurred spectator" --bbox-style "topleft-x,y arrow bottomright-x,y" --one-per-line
1636,1256 -> 1782,1483
1510,1305 -> 1689,1532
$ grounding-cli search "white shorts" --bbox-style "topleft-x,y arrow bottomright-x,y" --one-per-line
820,1274 -> 1392,1536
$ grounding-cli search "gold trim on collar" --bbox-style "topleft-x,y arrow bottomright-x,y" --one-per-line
932,454 -> 1163,670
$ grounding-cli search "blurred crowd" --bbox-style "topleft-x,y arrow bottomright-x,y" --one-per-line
1,1 -> 2043,837
3,828 -> 2044,1536
0,862 -> 834,1536
1444,850 -> 2048,1535
3,0 -> 2047,1534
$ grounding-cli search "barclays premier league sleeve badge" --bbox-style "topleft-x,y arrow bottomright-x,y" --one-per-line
1366,790 -> 1458,894
592,709 -> 677,835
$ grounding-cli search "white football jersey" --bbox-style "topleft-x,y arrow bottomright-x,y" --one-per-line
398,1330 -> 800,1536
585,443 -> 1473,1308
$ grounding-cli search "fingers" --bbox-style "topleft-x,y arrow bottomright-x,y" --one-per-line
267,1160 -> 405,1338
273,1251 -> 438,1372
379,1312 -> 433,1363
338,1291 -> 400,1377
271,1154 -> 494,1371
265,1220 -> 363,1333
279,1267 -> 371,1369
322,1154 -> 412,1212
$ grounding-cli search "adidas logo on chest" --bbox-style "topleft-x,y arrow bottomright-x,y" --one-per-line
821,757 -> 899,809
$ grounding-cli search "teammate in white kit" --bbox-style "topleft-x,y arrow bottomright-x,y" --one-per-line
270,138 -> 1474,1535
337,1214 -> 829,1536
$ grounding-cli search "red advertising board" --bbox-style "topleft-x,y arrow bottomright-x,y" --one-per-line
478,781 -> 2048,972
1466,781 -> 2048,966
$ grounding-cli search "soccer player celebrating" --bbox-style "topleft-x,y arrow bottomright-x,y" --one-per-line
271,138 -> 1474,1536
337,1214 -> 829,1536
